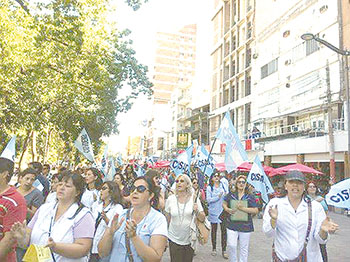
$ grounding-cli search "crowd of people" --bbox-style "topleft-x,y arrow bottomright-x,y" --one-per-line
0,156 -> 339,262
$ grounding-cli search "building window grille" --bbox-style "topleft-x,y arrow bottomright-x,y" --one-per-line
261,58 -> 279,79
305,39 -> 319,56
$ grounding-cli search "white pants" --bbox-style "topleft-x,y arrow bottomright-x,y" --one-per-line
226,229 -> 251,262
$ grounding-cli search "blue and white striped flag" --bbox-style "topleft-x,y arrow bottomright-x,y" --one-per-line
170,145 -> 193,177
247,155 -> 274,203
215,111 -> 248,173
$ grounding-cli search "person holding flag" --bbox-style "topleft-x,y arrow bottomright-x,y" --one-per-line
263,170 -> 339,262
222,175 -> 259,262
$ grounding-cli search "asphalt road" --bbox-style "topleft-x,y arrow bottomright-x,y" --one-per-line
162,212 -> 350,262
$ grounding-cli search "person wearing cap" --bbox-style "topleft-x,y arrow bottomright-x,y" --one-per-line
263,170 -> 339,262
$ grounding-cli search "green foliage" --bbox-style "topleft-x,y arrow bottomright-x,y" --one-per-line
0,0 -> 153,163
125,0 -> 150,11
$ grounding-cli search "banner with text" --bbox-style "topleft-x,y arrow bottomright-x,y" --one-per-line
171,145 -> 193,177
325,178 -> 350,209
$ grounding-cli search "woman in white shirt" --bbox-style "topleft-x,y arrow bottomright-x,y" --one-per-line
90,181 -> 123,262
164,174 -> 205,262
11,171 -> 95,262
82,168 -> 102,209
263,170 -> 338,262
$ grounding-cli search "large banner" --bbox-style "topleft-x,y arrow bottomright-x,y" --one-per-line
215,111 -> 248,172
74,128 -> 95,162
325,178 -> 350,208
247,155 -> 274,203
170,145 -> 193,177
195,144 -> 215,177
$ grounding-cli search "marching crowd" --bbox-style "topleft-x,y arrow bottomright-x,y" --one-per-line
0,157 -> 339,262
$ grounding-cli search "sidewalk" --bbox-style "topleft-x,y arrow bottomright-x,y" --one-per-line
163,211 -> 350,261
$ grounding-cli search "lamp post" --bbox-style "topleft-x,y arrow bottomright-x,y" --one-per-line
301,33 -> 350,181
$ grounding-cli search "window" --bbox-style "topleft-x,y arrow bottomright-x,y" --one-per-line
306,39 -> 319,56
261,58 -> 279,79
157,138 -> 164,150
245,73 -> 251,96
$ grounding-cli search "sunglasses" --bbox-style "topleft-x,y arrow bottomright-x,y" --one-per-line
130,185 -> 149,193
192,181 -> 198,185
237,181 -> 246,185
213,175 -> 220,178
308,185 -> 316,188
176,179 -> 185,183
101,186 -> 109,191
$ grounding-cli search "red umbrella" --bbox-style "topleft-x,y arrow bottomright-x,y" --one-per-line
269,163 -> 323,177
237,162 -> 275,175
153,160 -> 170,168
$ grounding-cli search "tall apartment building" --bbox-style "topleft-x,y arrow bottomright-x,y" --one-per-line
211,0 -> 350,181
210,0 -> 255,153
146,25 -> 197,156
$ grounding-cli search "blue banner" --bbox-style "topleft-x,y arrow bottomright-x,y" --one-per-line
325,178 -> 350,209
195,144 -> 215,177
246,155 -> 274,203
170,145 -> 193,177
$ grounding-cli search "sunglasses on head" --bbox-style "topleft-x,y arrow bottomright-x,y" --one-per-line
130,185 -> 149,193
176,179 -> 185,183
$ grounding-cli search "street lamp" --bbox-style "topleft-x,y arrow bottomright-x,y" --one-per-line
301,33 -> 350,181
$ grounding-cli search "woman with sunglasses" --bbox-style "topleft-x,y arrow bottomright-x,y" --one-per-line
90,181 -> 124,262
206,172 -> 228,259
222,175 -> 259,262
11,171 -> 95,261
98,176 -> 168,262
164,174 -> 205,262
306,181 -> 329,262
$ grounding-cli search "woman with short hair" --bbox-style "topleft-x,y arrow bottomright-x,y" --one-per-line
263,171 -> 338,262
11,171 -> 95,261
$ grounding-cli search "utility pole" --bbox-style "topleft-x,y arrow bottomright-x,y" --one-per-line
326,60 -> 336,184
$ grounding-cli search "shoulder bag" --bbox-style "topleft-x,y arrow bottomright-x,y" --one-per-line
193,193 -> 210,245
272,199 -> 312,262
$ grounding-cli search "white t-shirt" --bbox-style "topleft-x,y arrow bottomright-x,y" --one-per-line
91,202 -> 123,254
45,192 -> 57,204
81,189 -> 99,209
165,194 -> 203,245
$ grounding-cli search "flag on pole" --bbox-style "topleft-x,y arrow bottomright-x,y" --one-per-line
215,111 -> 248,172
101,145 -> 109,177
325,178 -> 350,209
246,155 -> 274,203
74,128 -> 95,162
135,163 -> 145,177
104,157 -> 115,182
147,156 -> 155,167
1,135 -> 16,162
170,145 -> 193,177
116,155 -> 124,166
195,144 -> 215,177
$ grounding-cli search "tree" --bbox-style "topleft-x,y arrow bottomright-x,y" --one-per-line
0,0 -> 153,164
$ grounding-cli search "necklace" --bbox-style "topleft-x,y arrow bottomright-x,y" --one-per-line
176,197 -> 187,225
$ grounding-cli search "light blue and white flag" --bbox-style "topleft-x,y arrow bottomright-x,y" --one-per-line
101,145 -> 109,177
1,135 -> 16,162
147,156 -> 155,167
195,144 -> 215,177
116,155 -> 124,166
135,163 -> 145,177
215,111 -> 248,173
170,145 -> 193,177
104,157 -> 115,182
74,128 -> 95,162
325,178 -> 350,209
247,155 -> 274,203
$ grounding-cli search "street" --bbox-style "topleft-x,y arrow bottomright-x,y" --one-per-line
163,212 -> 350,261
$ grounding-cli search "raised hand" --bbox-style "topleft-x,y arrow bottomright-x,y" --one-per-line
268,205 -> 278,220
11,220 -> 27,241
110,214 -> 124,234
321,217 -> 339,234
125,219 -> 137,238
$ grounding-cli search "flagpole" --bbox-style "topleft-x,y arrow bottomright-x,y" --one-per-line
202,136 -> 218,179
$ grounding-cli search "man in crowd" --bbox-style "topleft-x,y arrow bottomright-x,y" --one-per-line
0,157 -> 26,262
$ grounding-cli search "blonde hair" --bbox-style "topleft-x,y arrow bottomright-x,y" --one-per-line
175,174 -> 193,196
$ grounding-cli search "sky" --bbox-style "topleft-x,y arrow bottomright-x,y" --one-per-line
107,0 -> 212,155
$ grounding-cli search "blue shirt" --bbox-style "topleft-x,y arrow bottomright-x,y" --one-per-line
224,192 -> 257,232
109,207 -> 168,262
206,183 -> 227,223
